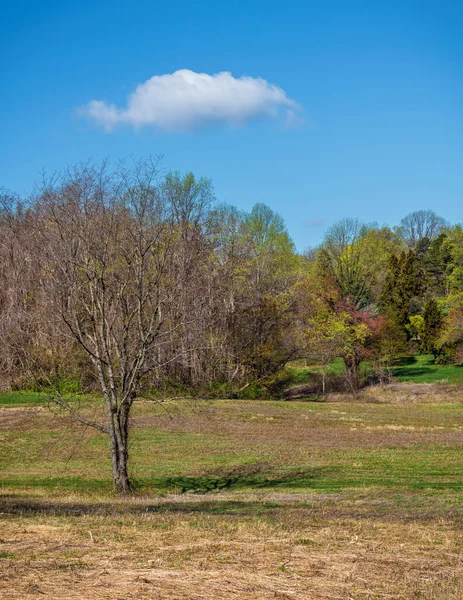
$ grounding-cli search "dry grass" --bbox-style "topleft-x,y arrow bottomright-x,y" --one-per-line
1,490 -> 462,599
1,383 -> 463,599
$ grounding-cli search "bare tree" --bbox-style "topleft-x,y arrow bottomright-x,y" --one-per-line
396,210 -> 448,248
35,159 -> 176,493
161,172 -> 215,385
0,189 -> 50,387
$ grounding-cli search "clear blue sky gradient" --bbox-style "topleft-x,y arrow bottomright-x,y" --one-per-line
1,0 -> 462,249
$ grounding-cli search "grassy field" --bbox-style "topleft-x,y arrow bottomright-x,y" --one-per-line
392,355 -> 463,384
1,384 -> 463,599
283,355 -> 463,396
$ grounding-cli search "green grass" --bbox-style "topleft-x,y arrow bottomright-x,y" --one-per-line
2,388 -> 463,599
2,393 -> 463,495
288,354 -> 463,387
285,357 -> 346,384
0,391 -> 48,406
0,390 -> 103,407
392,354 -> 463,383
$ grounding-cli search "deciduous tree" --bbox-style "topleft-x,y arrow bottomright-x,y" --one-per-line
36,159 -> 177,493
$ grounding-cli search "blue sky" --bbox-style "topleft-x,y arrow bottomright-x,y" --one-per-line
1,0 -> 462,250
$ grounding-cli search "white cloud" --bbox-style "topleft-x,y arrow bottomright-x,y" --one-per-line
80,69 -> 301,132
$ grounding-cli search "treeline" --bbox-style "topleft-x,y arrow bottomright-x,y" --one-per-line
0,159 -> 462,398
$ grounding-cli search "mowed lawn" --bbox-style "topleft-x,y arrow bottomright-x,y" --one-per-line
1,385 -> 463,599
392,354 -> 463,384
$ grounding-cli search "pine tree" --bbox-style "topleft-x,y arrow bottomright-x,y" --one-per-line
422,299 -> 443,357
379,251 -> 423,331
421,233 -> 451,296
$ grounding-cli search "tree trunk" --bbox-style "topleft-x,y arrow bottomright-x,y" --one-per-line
108,405 -> 132,494
344,356 -> 360,392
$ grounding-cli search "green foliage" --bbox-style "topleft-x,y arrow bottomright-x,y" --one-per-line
237,382 -> 267,399
439,226 -> 463,294
202,380 -> 236,399
420,233 -> 453,295
406,315 -> 425,342
422,299 -> 443,356
379,250 -> 423,330
13,373 -> 82,394
437,291 -> 463,363
318,218 -> 375,308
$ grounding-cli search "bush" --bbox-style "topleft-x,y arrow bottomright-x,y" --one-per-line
12,373 -> 82,394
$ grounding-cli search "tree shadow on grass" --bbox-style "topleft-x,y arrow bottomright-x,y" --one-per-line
0,464 -> 332,499
156,465 -> 327,495
0,465 -> 332,518
392,367 -> 436,378
2,491 -> 461,525
392,356 -> 418,366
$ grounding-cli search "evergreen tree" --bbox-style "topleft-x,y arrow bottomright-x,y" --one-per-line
420,233 -> 452,296
379,250 -> 423,332
422,299 -> 443,357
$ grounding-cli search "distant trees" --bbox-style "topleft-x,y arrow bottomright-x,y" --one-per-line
396,210 -> 448,249
439,294 -> 463,362
160,170 -> 215,386
0,161 -> 308,492
232,204 -> 300,377
379,250 -> 423,330
295,278 -> 389,390
3,159 -> 463,491
442,227 -> 463,293
316,218 -> 374,308
294,278 -> 341,388
421,299 -> 443,357
0,189 -> 60,385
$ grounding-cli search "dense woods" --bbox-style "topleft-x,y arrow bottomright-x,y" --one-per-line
1,159 -> 461,490
1,161 -> 463,394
